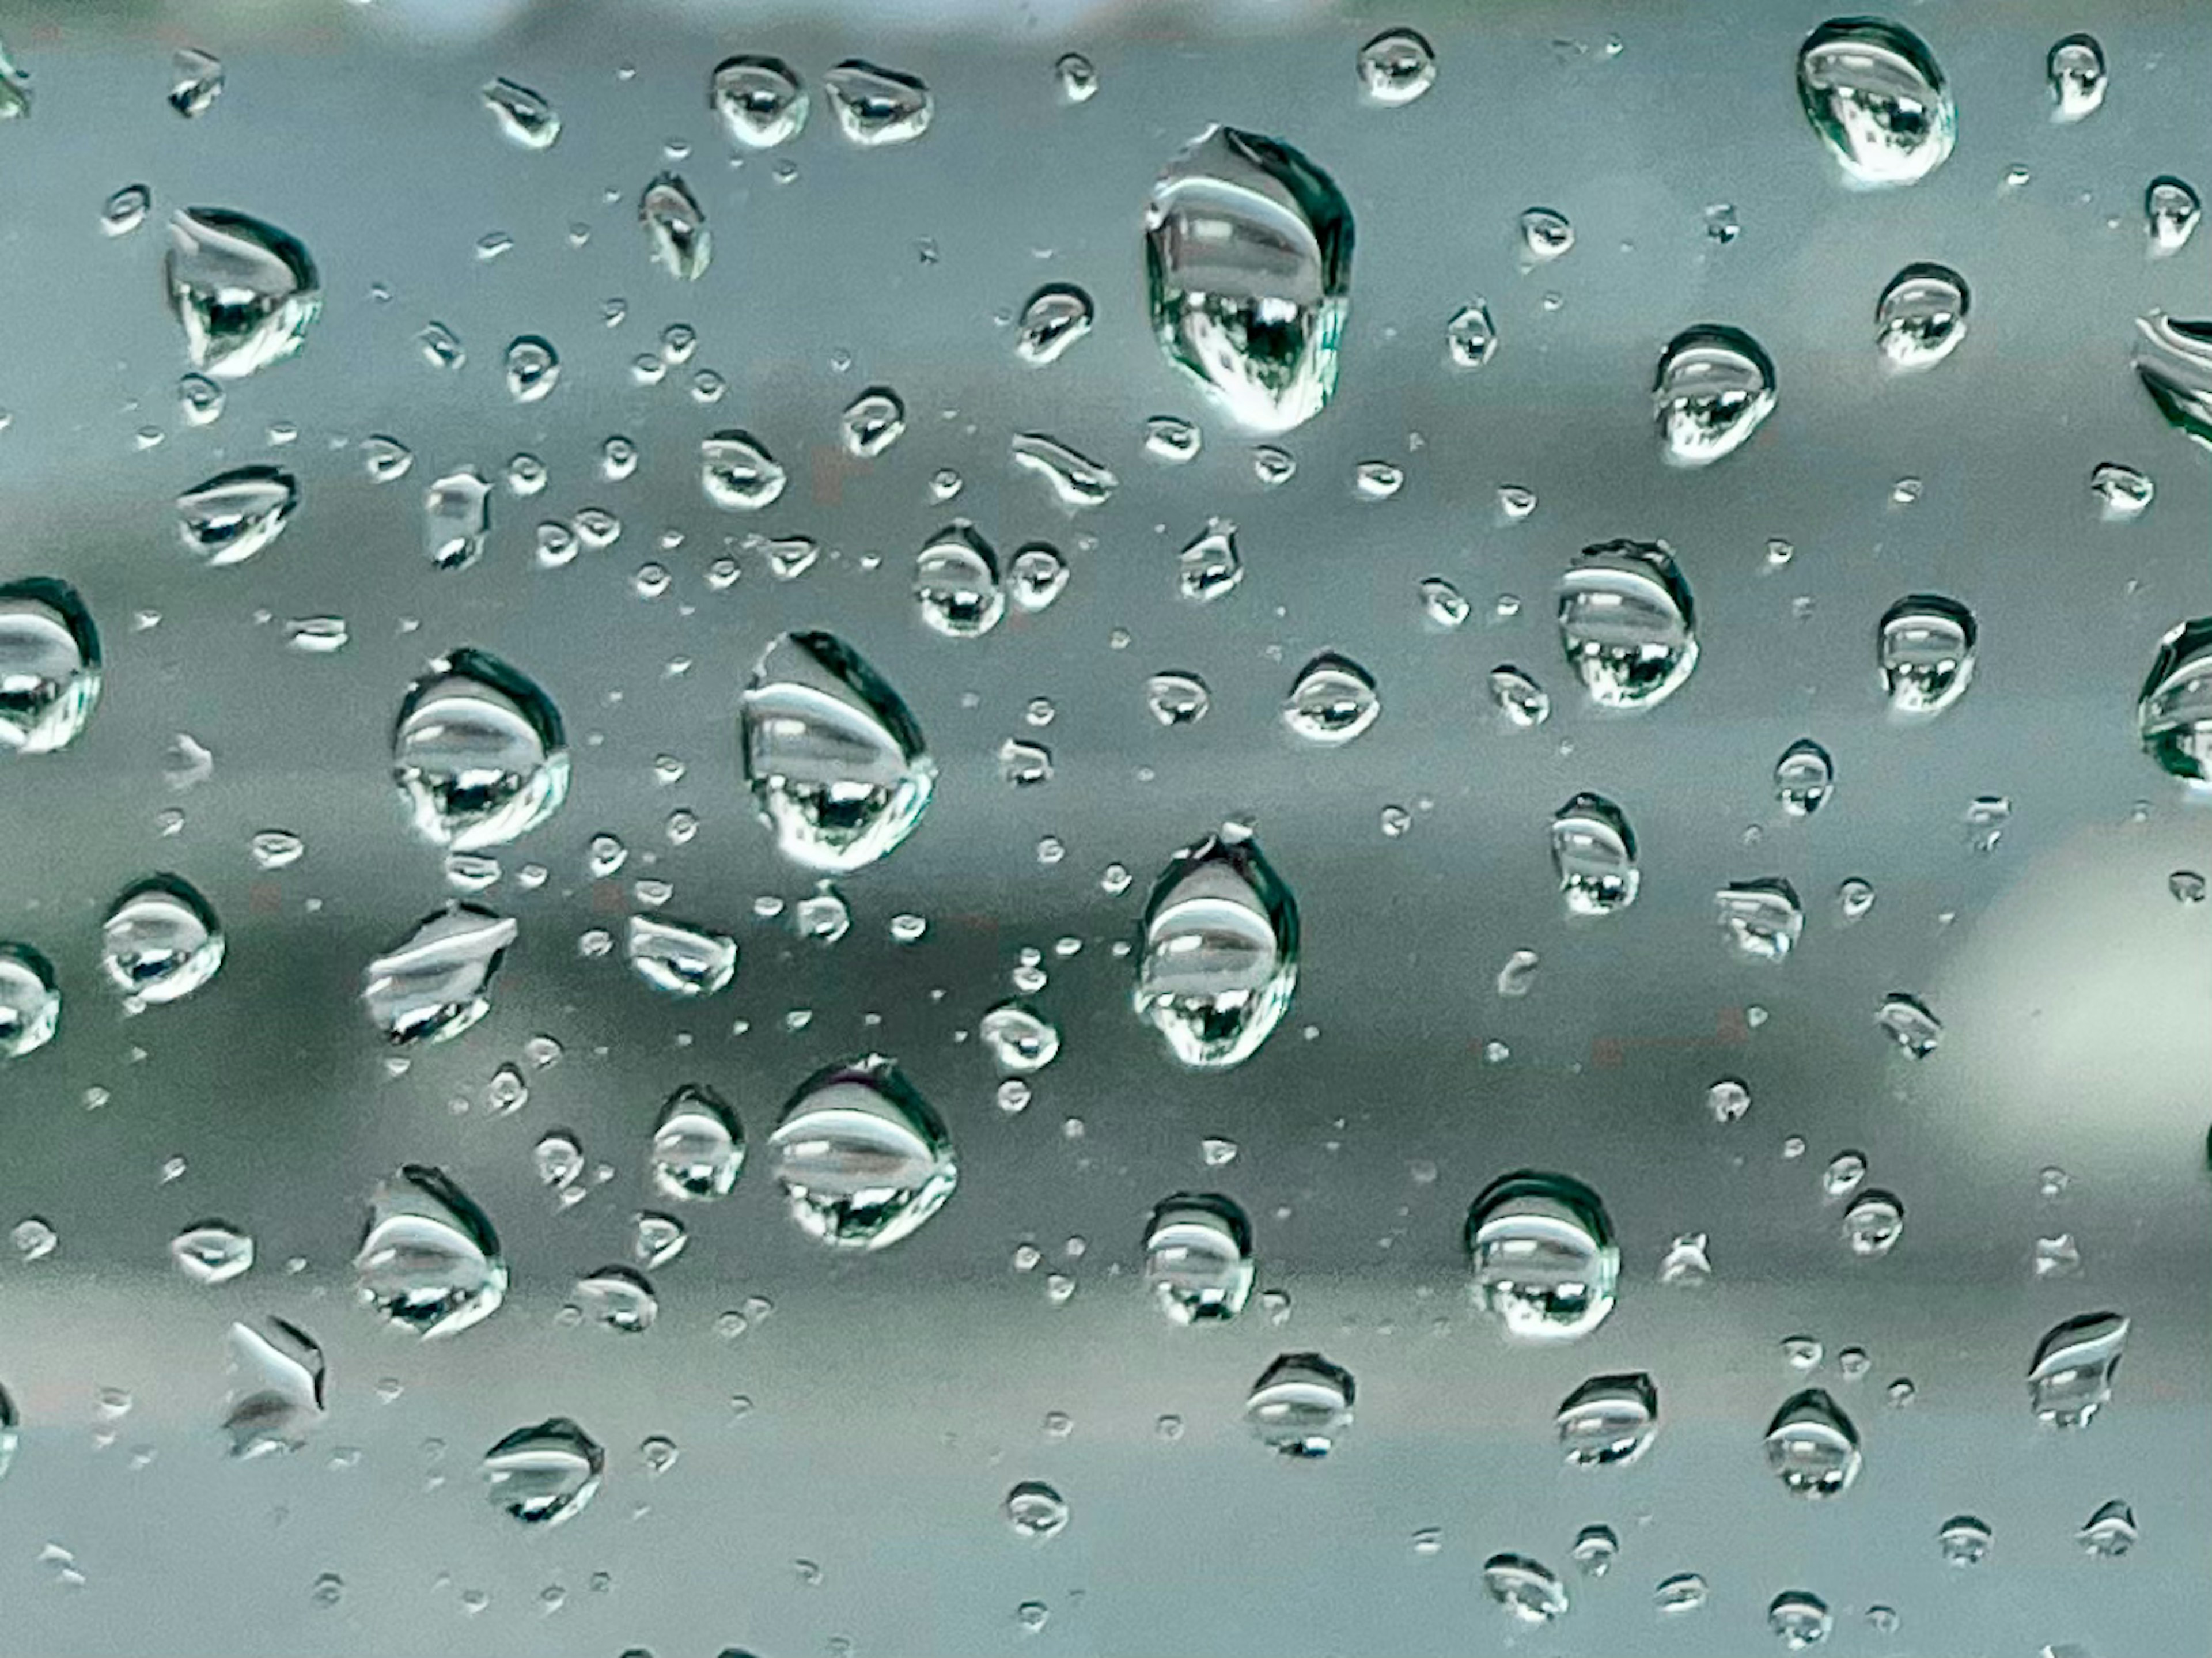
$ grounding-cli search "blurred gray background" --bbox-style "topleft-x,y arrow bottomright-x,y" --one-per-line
0,0 -> 2205,1653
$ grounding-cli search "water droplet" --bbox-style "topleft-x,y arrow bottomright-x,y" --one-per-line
1519,207 -> 1574,260
1177,522 -> 1243,602
575,1265 -> 657,1333
1054,52 -> 1097,104
1876,263 -> 1969,369
100,875 -> 222,1004
166,47 -> 222,118
1764,1388 -> 1861,1497
1796,18 -> 1954,186
392,648 -> 567,850
1878,593 -> 1977,715
1145,126 -> 1353,433
0,578 -> 101,755
1447,301 -> 1497,368
1569,1525 -> 1618,1578
840,387 -> 904,457
482,77 -> 559,149
2147,176 -> 2201,255
1358,29 -> 1435,105
1483,1555 -> 1568,1625
2028,1311 -> 2127,1428
767,1057 -> 956,1250
1282,653 -> 1379,744
2047,34 -> 2105,121
1142,415 -> 1200,464
1551,794 -> 1639,917
1003,544 -> 1066,614
423,468 -> 490,570
626,915 -> 737,997
741,630 -> 935,873
710,56 -> 806,147
103,183 -> 150,236
0,947 -> 57,1061
483,1419 -> 602,1525
1009,431 -> 1118,508
915,523 -> 1005,637
1015,285 -> 1093,365
1656,1573 -> 1707,1615
1842,1189 -> 1905,1256
1557,1372 -> 1658,1467
1143,1194 -> 1254,1323
504,335 -> 559,402
1772,739 -> 1835,815
1658,1232 -> 1712,1285
644,1084 -> 744,1202
1351,460 -> 1403,501
172,1220 -> 252,1284
639,173 -> 709,279
1467,1171 -> 1618,1342
1768,1589 -> 1833,1649
222,1316 -> 324,1458
1937,1513 -> 1991,1566
1823,1150 -> 1868,1199
1876,991 -> 1942,1058
535,1131 -> 583,1191
980,1003 -> 1059,1072
1005,1481 -> 1068,1539
1134,828 -> 1299,1069
1715,879 -> 1804,962
1558,540 -> 1698,707
176,465 -> 298,566
353,1165 -> 507,1338
2090,461 -> 2153,521
1486,665 -> 1549,729
165,209 -> 320,378
2138,617 -> 2212,782
2132,312 -> 2212,444
1245,1352 -> 1353,1458
1146,671 -> 1211,726
361,904 -> 517,1046
2172,869 -> 2207,906
823,61 -> 931,146
699,430 -> 785,510
2078,1498 -> 2137,1558
1655,325 -> 1775,465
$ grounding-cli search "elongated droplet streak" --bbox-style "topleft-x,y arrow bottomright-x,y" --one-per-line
766,1057 -> 956,1249
165,208 -> 320,377
1010,432 -> 1118,508
1133,827 -> 1298,1069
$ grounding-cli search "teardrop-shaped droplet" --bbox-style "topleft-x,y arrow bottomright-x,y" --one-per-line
1715,878 -> 1804,963
171,1219 -> 253,1284
1558,540 -> 1698,708
1768,1591 -> 1833,1649
1282,652 -> 1379,744
1876,263 -> 1969,369
361,904 -> 517,1046
1551,793 -> 1639,917
1245,1352 -> 1353,1458
177,465 -> 297,565
1764,1388 -> 1861,1497
483,1418 -> 602,1524
823,60 -> 931,146
840,387 -> 904,457
481,77 -> 559,149
649,1084 -> 744,1201
711,55 -> 806,147
222,1316 -> 324,1459
423,468 -> 490,570
1876,990 -> 1941,1057
1796,18 -> 1955,187
1015,285 -> 1093,365
1177,521 -> 1243,601
2047,33 -> 2105,121
1877,593 -> 1976,715
392,648 -> 568,850
1655,325 -> 1775,465
1556,1372 -> 1658,1467
1446,300 -> 1497,369
1467,1171 -> 1619,1343
1774,739 -> 1834,815
1134,827 -> 1299,1069
0,944 -> 59,1059
915,523 -> 1005,637
2147,176 -> 2202,256
100,873 -> 223,1004
2132,313 -> 2212,446
2139,618 -> 2212,782
766,1057 -> 957,1249
740,630 -> 935,872
165,208 -> 320,378
353,1164 -> 507,1337
1143,1193 -> 1254,1324
0,577 -> 101,754
2028,1311 -> 2127,1428
1483,1555 -> 1569,1626
639,173 -> 710,279
1357,29 -> 1435,105
626,914 -> 737,997
1145,125 -> 1353,434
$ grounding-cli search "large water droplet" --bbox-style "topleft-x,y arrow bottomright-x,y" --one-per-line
1715,878 -> 1804,962
2047,34 -> 2105,120
649,1084 -> 744,1201
1244,1352 -> 1353,1458
353,1165 -> 507,1338
1143,1194 -> 1254,1324
361,903 -> 517,1046
1764,1388 -> 1861,1497
165,209 -> 319,378
1878,593 -> 1976,714
639,173 -> 709,279
483,1418 -> 603,1525
482,77 -> 559,149
177,465 -> 297,565
1133,828 -> 1299,1069
1282,652 -> 1379,744
1551,794 -> 1639,917
2131,313 -> 2212,445
2138,617 -> 2212,782
1357,29 -> 1435,105
1796,18 -> 1954,187
1467,1171 -> 1618,1343
700,430 -> 786,510
222,1316 -> 324,1459
740,630 -> 935,873
2147,176 -> 2202,256
1557,1372 -> 1658,1467
1145,126 -> 1353,434
100,874 -> 222,1004
2028,1311 -> 2127,1428
915,523 -> 1005,637
711,55 -> 805,148
392,648 -> 567,850
823,60 -> 931,146
1876,263 -> 1969,369
1655,325 -> 1775,465
0,945 -> 59,1059
1558,540 -> 1698,708
1014,285 -> 1093,366
767,1058 -> 956,1249
626,914 -> 737,997
0,578 -> 101,754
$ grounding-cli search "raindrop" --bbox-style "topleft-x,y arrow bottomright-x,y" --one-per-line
1558,540 -> 1698,707
1774,739 -> 1834,815
417,320 -> 464,369
176,465 -> 297,566
823,61 -> 932,146
1519,207 -> 1574,260
1495,948 -> 1540,998
1551,794 -> 1639,917
362,435 -> 411,482
100,875 -> 223,1004
1143,415 -> 1201,462
1419,577 -> 1468,628
2046,34 -> 2105,121
1133,827 -> 1299,1069
505,335 -> 559,402
1715,879 -> 1804,962
1489,665 -> 1551,728
2093,461 -> 2154,518
1876,264 -> 1969,369
767,1057 -> 957,1249
1796,17 -> 1954,186
1143,1194 -> 1254,1323
482,77 -> 559,149
1015,285 -> 1093,365
0,578 -> 101,755
915,523 -> 1005,637
1054,53 -> 1098,104
980,1003 -> 1059,1072
1244,1352 -> 1353,1458
392,648 -> 567,850
1556,1372 -> 1658,1467
575,1266 -> 657,1333
4,949 -> 63,1059
361,904 -> 517,1046
1146,671 -> 1211,726
2131,312 -> 2212,445
1938,1515 -> 1991,1566
1768,1590 -> 1833,1649
2028,1311 -> 2127,1428
353,1165 -> 507,1338
1010,432 -> 1118,508
2138,617 -> 2212,782
103,184 -> 150,236
1655,1573 -> 1707,1615
1282,653 -> 1379,744
626,915 -> 736,998
794,884 -> 850,942
0,37 -> 26,119
1843,1189 -> 1905,1256
1655,325 -> 1775,465
2147,176 -> 2201,255
1357,29 -> 1435,105
1177,522 -> 1243,602
168,48 -> 222,118
649,1085 -> 744,1201
700,430 -> 786,510
1447,301 -> 1497,368
1353,460 -> 1403,500
1823,1150 -> 1868,1199
639,173 -> 709,279
1764,1388 -> 1861,1497
1707,1077 -> 1751,1122
1010,544 -> 1069,612
2078,1499 -> 2137,1558
1571,1526 -> 1618,1577
1005,1481 -> 1069,1540
1145,125 -> 1353,433
839,388 -> 904,457
1659,1232 -> 1712,1285
1483,1555 -> 1568,1625
424,469 -> 491,570
222,1316 -> 324,1459
1878,594 -> 1976,715
483,1419 -> 603,1525
1466,1171 -> 1619,1342
1876,991 -> 1942,1058
165,209 -> 320,378
710,56 -> 806,148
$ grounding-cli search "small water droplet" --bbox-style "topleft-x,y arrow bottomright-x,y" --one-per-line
2047,34 -> 2106,121
1446,301 -> 1496,368
1570,1525 -> 1618,1578
167,47 -> 222,118
1143,1194 -> 1254,1323
1558,540 -> 1698,707
1796,18 -> 1954,186
1005,1480 -> 1068,1539
839,387 -> 904,457
172,1220 -> 253,1284
1658,1231 -> 1712,1285
176,465 -> 298,566
392,648 -> 567,849
1764,1388 -> 1861,1497
639,173 -> 709,279
1134,828 -> 1298,1069
2131,312 -> 2212,445
1014,285 -> 1094,365
1715,878 -> 1804,962
1768,1589 -> 1833,1649
353,1165 -> 507,1337
482,77 -> 558,149
2147,176 -> 2201,255
222,1316 -> 324,1458
1282,653 -> 1379,744
1054,52 -> 1098,105
915,523 -> 1005,637
980,1002 -> 1058,1072
2091,461 -> 2154,518
624,915 -> 736,998
1876,263 -> 1969,369
165,209 -> 319,378
1878,593 -> 1976,714
423,468 -> 490,570
1467,1171 -> 1618,1342
2078,1498 -> 2137,1558
1245,1352 -> 1353,1458
361,904 -> 517,1046
1357,28 -> 1435,104
1876,991 -> 1942,1058
1655,1573 -> 1707,1615
1352,460 -> 1403,500
1482,1554 -> 1568,1625
698,429 -> 785,510
824,61 -> 931,145
1142,415 -> 1201,463
711,56 -> 806,147
1842,1189 -> 1905,1256
1823,1150 -> 1868,1200
503,335 -> 559,403
575,1265 -> 657,1333
1655,325 -> 1776,464
1938,1513 -> 1992,1567
2028,1311 -> 2127,1428
1772,739 -> 1834,815
103,183 -> 150,236
1145,671 -> 1211,726
1551,793 -> 1638,917
1518,207 -> 1573,260
1557,1372 -> 1658,1467
483,1419 -> 602,1524
100,875 -> 223,1004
